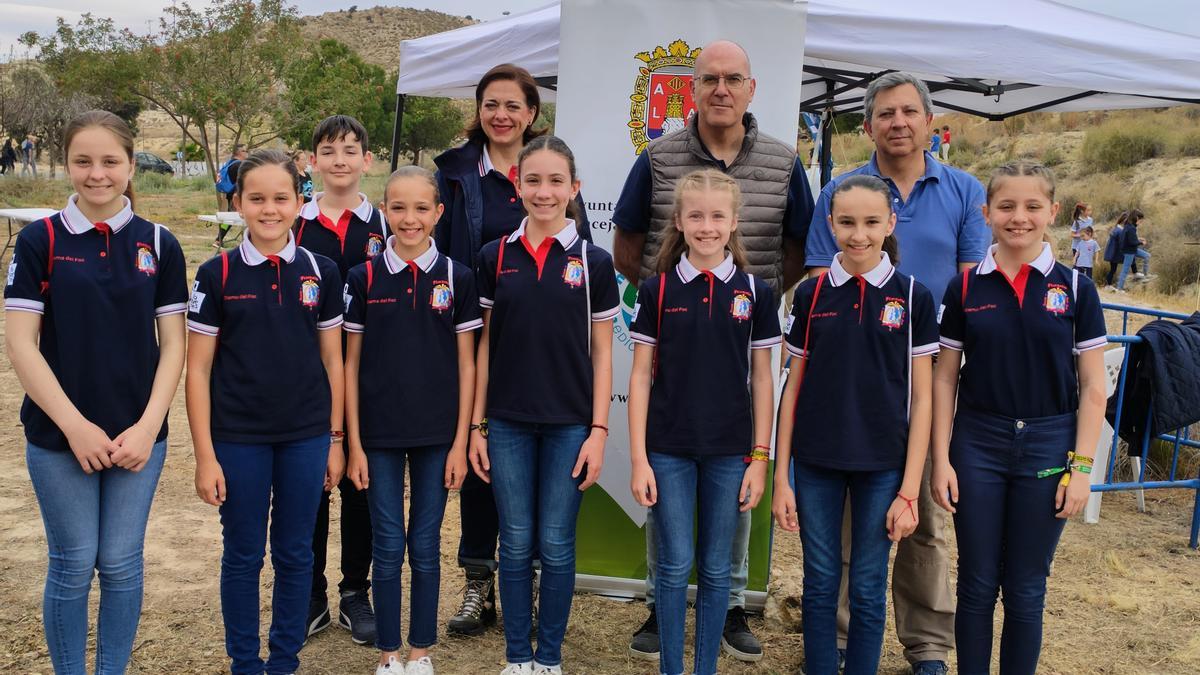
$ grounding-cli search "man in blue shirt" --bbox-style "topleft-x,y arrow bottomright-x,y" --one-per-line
806,72 -> 989,675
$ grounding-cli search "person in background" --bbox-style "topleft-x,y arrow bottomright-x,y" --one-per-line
1102,211 -> 1129,289
1073,226 -> 1100,280
939,125 -> 951,163
20,134 -> 38,178
293,150 -> 315,203
1115,209 -> 1153,292
2,137 -> 18,175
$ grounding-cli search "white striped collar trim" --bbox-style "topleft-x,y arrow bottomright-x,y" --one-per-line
383,237 -> 439,275
505,218 -> 579,250
976,242 -> 1055,276
676,252 -> 736,284
61,194 -> 134,235
239,230 -> 297,265
298,192 -> 373,222
827,251 -> 895,288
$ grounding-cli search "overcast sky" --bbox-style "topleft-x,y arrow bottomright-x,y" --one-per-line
2,0 -> 1197,60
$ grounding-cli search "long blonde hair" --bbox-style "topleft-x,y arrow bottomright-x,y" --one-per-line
656,169 -> 749,273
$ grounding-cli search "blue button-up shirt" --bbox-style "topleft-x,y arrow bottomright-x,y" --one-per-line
805,152 -> 989,301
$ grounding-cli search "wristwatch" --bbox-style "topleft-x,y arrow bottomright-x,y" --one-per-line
470,419 -> 489,438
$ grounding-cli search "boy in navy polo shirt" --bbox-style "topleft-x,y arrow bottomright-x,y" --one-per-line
931,162 -> 1107,675
187,149 -> 346,675
773,175 -> 938,675
343,166 -> 482,675
6,111 -> 188,675
294,114 -> 384,643
627,169 -> 780,675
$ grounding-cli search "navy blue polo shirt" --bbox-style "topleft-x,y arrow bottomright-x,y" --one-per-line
939,243 -> 1107,419
344,239 -> 482,448
477,219 -> 620,425
295,192 -> 389,279
628,254 -> 781,456
187,232 -> 344,443
478,145 -> 526,247
805,152 -> 989,301
612,148 -> 813,243
785,253 -> 939,471
5,196 -> 188,452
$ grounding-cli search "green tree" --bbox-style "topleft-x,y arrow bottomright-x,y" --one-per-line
0,66 -> 94,177
36,0 -> 299,195
398,96 -> 463,164
278,39 -> 394,154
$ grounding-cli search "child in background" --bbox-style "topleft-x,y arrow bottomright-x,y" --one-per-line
931,162 -> 1107,675
940,125 -> 951,162
773,174 -> 937,675
343,166 -> 482,675
1102,211 -> 1129,288
187,149 -> 346,675
627,169 -> 779,675
1073,226 -> 1100,279
1069,202 -> 1093,252
292,149 -> 314,203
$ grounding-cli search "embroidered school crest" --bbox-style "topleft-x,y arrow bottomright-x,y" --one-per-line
1044,286 -> 1069,314
135,245 -> 156,275
300,279 -> 320,308
430,282 -> 452,311
880,300 -> 906,330
730,291 -> 753,321
365,233 -> 385,257
628,40 -> 701,155
563,258 -> 585,288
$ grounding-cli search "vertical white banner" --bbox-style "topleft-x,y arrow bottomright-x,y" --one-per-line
555,0 -> 808,596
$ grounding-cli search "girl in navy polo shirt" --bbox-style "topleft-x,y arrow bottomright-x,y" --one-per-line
5,110 -> 188,675
472,135 -> 619,675
931,162 -> 1107,675
627,169 -> 780,675
186,149 -> 346,675
343,166 -> 482,675
772,174 -> 938,675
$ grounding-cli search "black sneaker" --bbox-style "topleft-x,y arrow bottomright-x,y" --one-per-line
305,597 -> 330,639
448,568 -> 497,636
628,606 -> 660,661
338,589 -> 377,646
721,606 -> 763,662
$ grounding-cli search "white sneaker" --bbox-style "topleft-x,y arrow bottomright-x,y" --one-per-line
375,655 -> 403,675
532,664 -> 563,675
1132,272 -> 1145,279
406,656 -> 435,675
500,663 -> 533,675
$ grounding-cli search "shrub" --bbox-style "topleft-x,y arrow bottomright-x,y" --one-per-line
1155,247 -> 1200,295
134,172 -> 174,192
1171,130 -> 1200,157
1081,124 -> 1168,173
1042,146 -> 1064,167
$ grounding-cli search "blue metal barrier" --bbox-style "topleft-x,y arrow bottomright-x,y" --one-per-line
1097,303 -> 1199,549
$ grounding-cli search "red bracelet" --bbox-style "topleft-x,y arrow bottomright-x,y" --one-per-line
896,492 -> 918,521
752,444 -> 771,451
590,424 -> 609,435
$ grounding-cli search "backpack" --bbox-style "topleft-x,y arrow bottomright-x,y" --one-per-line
216,159 -> 237,194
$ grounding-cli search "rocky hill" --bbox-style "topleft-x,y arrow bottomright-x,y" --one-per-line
298,5 -> 476,70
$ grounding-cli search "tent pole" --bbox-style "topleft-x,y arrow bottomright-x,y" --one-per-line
820,80 -> 835,187
390,94 -> 407,172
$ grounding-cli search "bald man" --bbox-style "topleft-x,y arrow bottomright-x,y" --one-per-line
613,40 -> 814,664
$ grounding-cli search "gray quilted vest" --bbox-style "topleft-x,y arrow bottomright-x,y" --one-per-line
642,113 -> 795,292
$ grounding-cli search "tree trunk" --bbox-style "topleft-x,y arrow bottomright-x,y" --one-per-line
198,123 -> 221,211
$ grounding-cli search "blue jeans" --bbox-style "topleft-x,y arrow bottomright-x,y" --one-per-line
365,445 -> 450,651
950,409 -> 1074,675
795,462 -> 901,675
1116,249 -> 1150,289
648,452 -> 745,675
215,435 -> 329,675
488,417 -> 589,666
642,506 -> 751,609
26,440 -> 166,675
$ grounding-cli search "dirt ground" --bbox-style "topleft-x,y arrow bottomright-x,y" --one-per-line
1,190 -> 1198,674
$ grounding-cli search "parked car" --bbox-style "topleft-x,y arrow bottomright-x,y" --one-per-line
135,152 -> 174,175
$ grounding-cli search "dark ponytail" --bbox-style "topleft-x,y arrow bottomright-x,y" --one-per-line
516,135 -> 586,236
882,233 -> 900,264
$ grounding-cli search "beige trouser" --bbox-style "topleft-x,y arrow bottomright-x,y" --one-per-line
835,456 -> 956,664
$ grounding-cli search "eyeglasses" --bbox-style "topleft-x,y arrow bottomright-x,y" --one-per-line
694,73 -> 748,90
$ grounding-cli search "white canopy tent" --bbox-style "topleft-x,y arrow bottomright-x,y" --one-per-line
389,0 -> 1200,173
